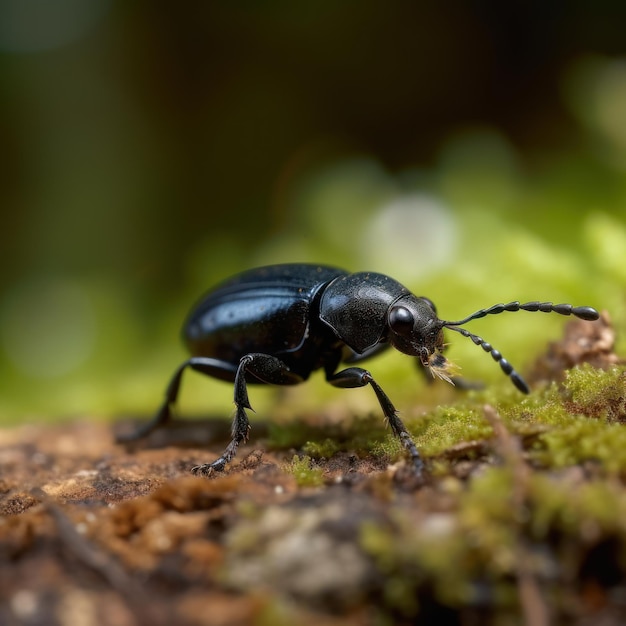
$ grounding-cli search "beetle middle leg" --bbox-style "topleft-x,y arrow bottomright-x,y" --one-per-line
326,367 -> 424,475
192,353 -> 303,476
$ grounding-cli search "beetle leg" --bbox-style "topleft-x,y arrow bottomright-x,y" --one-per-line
326,367 -> 424,475
192,353 -> 303,476
116,357 -> 238,442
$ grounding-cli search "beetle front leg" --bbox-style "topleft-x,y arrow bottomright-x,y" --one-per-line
327,367 -> 424,475
192,353 -> 303,476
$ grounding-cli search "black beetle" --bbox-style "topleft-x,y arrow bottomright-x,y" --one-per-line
118,263 -> 599,475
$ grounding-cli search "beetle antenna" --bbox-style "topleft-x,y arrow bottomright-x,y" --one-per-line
441,301 -> 600,393
443,301 -> 599,327
444,325 -> 529,393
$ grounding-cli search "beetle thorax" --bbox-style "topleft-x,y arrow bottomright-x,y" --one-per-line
318,272 -> 411,354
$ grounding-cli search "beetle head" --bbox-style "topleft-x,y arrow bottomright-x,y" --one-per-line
386,295 -> 455,382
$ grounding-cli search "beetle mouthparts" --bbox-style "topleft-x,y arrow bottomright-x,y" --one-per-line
426,351 -> 459,386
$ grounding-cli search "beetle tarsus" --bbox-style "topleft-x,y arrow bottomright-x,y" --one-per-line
191,407 -> 251,476
191,459 -> 225,476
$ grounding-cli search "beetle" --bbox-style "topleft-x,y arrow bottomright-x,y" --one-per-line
118,263 -> 600,476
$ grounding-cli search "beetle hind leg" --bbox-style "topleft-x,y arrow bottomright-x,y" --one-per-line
192,353 -> 303,476
116,356 -> 238,443
116,361 -> 187,443
327,367 -> 424,475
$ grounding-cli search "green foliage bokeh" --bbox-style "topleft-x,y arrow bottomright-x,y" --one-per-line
1,3 -> 626,421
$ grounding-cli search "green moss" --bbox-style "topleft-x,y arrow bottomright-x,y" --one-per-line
358,360 -> 626,617
360,521 -> 428,613
359,360 -> 626,614
529,474 -> 626,538
457,469 -> 521,579
361,507 -> 478,609
269,363 -> 626,476
562,364 -> 626,422
369,467 -> 626,610
268,402 -> 495,467
269,411 -> 398,463
369,433 -> 402,461
490,365 -> 626,472
287,455 -> 325,487
301,438 -> 341,459
536,419 -> 626,472
411,405 -> 493,457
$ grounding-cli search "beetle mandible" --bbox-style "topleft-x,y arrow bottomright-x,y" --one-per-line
118,263 -> 600,475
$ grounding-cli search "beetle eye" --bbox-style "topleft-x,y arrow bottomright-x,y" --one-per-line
389,305 -> 414,335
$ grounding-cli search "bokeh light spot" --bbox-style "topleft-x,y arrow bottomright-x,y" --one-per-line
360,194 -> 458,282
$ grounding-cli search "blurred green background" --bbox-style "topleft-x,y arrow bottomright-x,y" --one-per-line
2,1 -> 626,423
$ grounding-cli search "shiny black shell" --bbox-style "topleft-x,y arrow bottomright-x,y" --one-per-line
183,264 -> 347,374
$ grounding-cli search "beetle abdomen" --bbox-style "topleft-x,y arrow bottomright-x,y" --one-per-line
183,264 -> 347,365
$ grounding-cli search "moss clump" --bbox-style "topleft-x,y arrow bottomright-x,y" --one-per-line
269,364 -> 626,475
412,405 -> 494,457
505,365 -> 626,472
287,455 -> 325,487
360,463 -> 626,619
529,473 -> 626,538
359,521 -> 424,614
369,433 -> 402,462
562,364 -> 626,422
535,419 -> 626,472
301,438 -> 341,459
269,411 -> 396,462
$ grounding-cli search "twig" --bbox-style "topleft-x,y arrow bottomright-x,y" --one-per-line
483,405 -> 549,626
